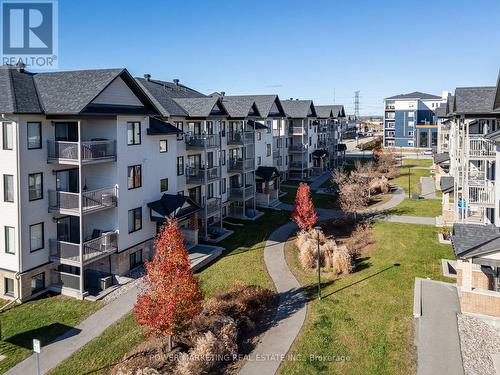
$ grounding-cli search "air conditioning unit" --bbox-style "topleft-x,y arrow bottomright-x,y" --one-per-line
100,276 -> 113,290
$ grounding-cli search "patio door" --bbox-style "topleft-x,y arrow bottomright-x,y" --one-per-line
55,122 -> 78,142
56,169 -> 79,193
188,186 -> 202,206
57,216 -> 80,243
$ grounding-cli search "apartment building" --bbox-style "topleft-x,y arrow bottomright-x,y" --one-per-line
281,100 -> 318,180
0,65 -> 210,301
315,105 -> 344,169
383,91 -> 447,148
435,72 -> 500,317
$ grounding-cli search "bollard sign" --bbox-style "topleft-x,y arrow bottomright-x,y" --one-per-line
33,338 -> 40,353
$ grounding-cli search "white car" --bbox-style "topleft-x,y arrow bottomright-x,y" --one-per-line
423,150 -> 433,155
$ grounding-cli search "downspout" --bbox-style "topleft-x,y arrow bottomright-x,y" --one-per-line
14,116 -> 23,300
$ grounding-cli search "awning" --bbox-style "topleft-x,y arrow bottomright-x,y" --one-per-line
452,223 -> 500,259
147,194 -> 201,222
256,166 -> 280,181
440,176 -> 454,194
433,152 -> 450,165
312,149 -> 329,158
147,117 -> 181,135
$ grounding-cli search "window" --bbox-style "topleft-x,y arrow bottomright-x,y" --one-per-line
127,165 -> 142,189
159,139 -> 167,153
129,249 -> 143,269
309,154 -> 312,162
175,121 -> 184,140
30,223 -> 44,252
266,120 -> 272,133
207,183 -> 214,199
257,132 -> 262,141
31,272 -> 45,294
408,140 -> 414,146
221,178 -> 226,194
128,207 -> 142,233
2,122 -> 13,150
3,175 -> 13,202
408,111 -> 414,118
408,121 -> 414,127
27,122 -> 41,149
221,150 -> 226,165
4,278 -> 14,296
256,156 -> 261,166
286,156 -> 289,165
28,173 -> 43,201
207,121 -> 214,135
5,226 -> 14,254
408,131 -> 414,137
160,178 -> 168,192
266,144 -> 271,157
127,122 -> 141,145
177,156 -> 184,176
309,137 -> 312,146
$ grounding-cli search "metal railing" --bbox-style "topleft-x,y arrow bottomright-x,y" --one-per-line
468,137 -> 496,158
185,134 -> 220,148
185,167 -> 219,184
48,187 -> 117,214
49,231 -> 118,264
290,161 -> 308,169
229,185 -> 255,200
228,158 -> 255,172
289,144 -> 307,152
52,271 -> 80,291
227,131 -> 254,145
47,140 -> 116,163
289,127 -> 306,135
204,197 -> 221,216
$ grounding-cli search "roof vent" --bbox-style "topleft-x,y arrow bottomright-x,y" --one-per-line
16,61 -> 26,72
289,97 -> 293,100
144,74 -> 151,81
173,79 -> 180,85
220,91 -> 225,97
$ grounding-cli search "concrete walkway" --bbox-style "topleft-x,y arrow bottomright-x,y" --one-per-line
415,279 -> 464,375
309,171 -> 331,192
420,176 -> 438,199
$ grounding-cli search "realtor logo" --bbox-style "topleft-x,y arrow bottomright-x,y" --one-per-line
1,0 -> 58,68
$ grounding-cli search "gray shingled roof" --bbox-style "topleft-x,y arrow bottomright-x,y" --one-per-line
447,95 -> 455,114
452,223 -> 500,258
453,87 -> 496,114
220,95 -> 284,118
219,96 -> 261,118
386,91 -> 442,100
435,103 -> 448,117
315,105 -> 334,119
332,105 -> 345,118
172,97 -> 225,117
433,152 -> 450,164
281,100 -> 316,118
440,176 -> 454,193
494,71 -> 500,111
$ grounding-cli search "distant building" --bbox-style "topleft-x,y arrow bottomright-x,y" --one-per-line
383,91 -> 448,148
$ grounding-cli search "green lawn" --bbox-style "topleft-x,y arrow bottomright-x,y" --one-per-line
402,158 -> 433,168
48,209 -> 293,375
391,168 -> 431,195
280,186 -> 336,209
0,296 -> 101,373
383,198 -> 442,217
281,222 -> 454,375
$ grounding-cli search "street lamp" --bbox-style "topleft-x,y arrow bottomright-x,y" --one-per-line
408,167 -> 411,199
314,226 -> 322,300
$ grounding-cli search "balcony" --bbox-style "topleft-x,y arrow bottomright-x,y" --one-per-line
47,140 -> 116,165
272,129 -> 284,137
229,185 -> 255,201
273,150 -> 280,160
185,167 -> 219,184
385,105 -> 395,111
290,161 -> 308,169
288,144 -> 307,153
48,187 -> 117,215
51,271 -> 81,291
227,131 -> 254,145
468,184 -> 495,206
49,231 -> 118,266
228,158 -> 255,173
468,137 -> 496,159
185,134 -> 220,149
204,197 -> 221,216
289,127 -> 306,135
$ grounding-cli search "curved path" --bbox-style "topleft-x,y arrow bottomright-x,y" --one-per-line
239,185 -> 431,375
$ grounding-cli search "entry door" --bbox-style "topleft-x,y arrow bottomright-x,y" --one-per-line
56,169 -> 79,193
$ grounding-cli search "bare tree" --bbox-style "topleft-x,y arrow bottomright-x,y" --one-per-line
332,168 -> 370,221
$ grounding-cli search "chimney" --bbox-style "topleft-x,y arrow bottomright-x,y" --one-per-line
173,79 -> 180,85
220,91 -> 225,97
144,74 -> 151,81
16,61 -> 26,73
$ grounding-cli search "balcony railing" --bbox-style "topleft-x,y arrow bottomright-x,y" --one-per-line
289,127 -> 306,135
289,144 -> 307,152
469,184 -> 495,205
468,137 -> 496,158
48,187 -> 118,214
49,231 -> 118,265
52,271 -> 80,291
185,167 -> 219,184
228,158 -> 255,172
47,140 -> 116,164
229,185 -> 255,201
185,134 -> 220,149
290,161 -> 308,169
204,197 -> 221,216
272,129 -> 283,137
385,105 -> 395,110
227,131 -> 254,145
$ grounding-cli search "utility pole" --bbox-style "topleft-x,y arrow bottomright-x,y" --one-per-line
354,90 -> 360,120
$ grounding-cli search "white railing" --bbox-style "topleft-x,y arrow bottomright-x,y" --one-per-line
47,140 -> 116,162
469,184 -> 495,205
468,137 -> 495,158
48,187 -> 117,214
289,127 -> 306,135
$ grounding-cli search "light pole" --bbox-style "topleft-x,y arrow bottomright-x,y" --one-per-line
408,167 -> 411,199
314,226 -> 322,300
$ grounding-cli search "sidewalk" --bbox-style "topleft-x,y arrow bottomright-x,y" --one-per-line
420,176 -> 438,199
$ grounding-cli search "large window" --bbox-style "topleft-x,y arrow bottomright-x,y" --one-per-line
127,165 -> 142,189
2,122 -> 13,150
129,249 -> 143,269
27,122 -> 41,149
160,178 -> 168,192
221,150 -> 226,165
31,272 -> 45,294
221,178 -> 226,194
175,121 -> 184,141
177,156 -> 184,176
159,139 -> 168,153
127,122 -> 141,145
266,144 -> 271,157
4,277 -> 14,296
207,183 -> 214,199
30,222 -> 44,252
3,175 -> 14,202
28,172 -> 43,201
128,207 -> 142,233
4,226 -> 15,254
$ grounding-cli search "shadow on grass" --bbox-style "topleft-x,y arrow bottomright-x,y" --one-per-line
5,323 -> 81,349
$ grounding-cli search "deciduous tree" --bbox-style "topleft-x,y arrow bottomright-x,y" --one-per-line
135,219 -> 203,350
292,182 -> 317,230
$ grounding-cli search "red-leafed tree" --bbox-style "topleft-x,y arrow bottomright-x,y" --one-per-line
134,219 -> 203,350
292,182 -> 318,230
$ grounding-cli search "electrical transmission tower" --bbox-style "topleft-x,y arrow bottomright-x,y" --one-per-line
354,90 -> 360,119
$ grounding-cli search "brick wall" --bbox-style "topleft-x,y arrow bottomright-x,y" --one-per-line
460,290 -> 500,317
456,267 -> 495,290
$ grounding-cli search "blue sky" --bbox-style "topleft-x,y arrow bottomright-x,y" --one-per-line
56,0 -> 500,115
